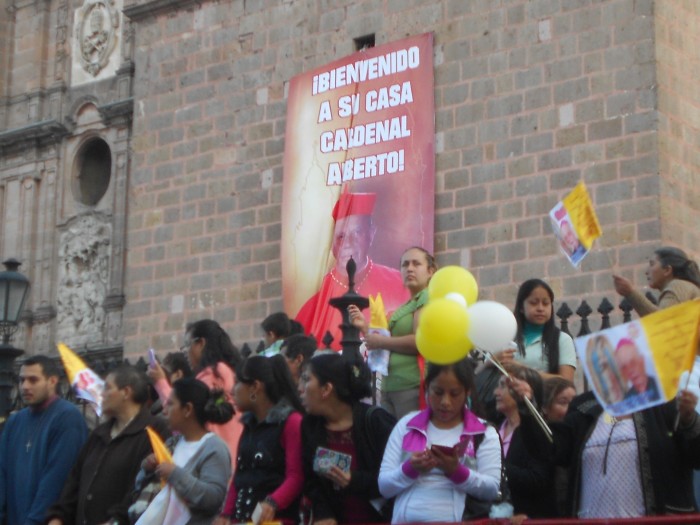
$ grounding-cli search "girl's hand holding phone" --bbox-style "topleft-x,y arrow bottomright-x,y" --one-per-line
430,445 -> 459,476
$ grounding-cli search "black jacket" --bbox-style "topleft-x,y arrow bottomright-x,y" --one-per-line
504,426 -> 555,518
301,403 -> 396,523
234,402 -> 300,523
521,391 -> 700,517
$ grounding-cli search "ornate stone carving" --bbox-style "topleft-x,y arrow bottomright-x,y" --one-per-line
76,0 -> 120,77
57,215 -> 112,346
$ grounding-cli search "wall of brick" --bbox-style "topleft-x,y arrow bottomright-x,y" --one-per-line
655,0 -> 700,254
124,0 -> 664,355
3,2 -> 52,128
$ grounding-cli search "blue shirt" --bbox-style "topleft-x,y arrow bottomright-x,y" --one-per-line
0,398 -> 88,525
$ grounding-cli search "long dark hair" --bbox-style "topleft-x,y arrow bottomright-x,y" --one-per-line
236,355 -> 304,413
308,353 -> 371,406
188,319 -> 242,373
655,247 -> 700,288
514,279 -> 561,374
172,377 -> 234,427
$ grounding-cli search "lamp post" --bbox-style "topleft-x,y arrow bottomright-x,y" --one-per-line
0,258 -> 30,420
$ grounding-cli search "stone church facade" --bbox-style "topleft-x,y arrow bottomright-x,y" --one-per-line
0,0 -> 697,360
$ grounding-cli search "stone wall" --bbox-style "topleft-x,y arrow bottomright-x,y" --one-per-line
122,0 -> 664,354
0,0 -> 133,356
2,0 -> 696,359
655,0 -> 700,253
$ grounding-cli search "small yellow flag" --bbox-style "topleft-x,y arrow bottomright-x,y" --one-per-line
57,343 -> 88,385
146,426 -> 173,465
56,343 -> 105,416
562,181 -> 602,249
369,293 -> 388,330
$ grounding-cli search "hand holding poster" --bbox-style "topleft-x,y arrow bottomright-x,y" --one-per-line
550,182 -> 602,267
57,342 -> 105,416
366,293 -> 390,375
575,300 -> 700,417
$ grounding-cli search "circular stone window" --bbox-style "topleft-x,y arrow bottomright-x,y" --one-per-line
74,138 -> 111,206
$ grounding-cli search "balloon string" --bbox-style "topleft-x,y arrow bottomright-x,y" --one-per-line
481,350 -> 554,443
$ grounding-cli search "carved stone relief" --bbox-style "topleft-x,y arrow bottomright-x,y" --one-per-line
76,0 -> 120,77
56,214 -> 111,346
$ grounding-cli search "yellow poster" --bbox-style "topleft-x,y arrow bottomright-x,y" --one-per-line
562,181 -> 602,249
640,300 -> 700,399
575,300 -> 700,416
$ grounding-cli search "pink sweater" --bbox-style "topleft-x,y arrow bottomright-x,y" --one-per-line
154,362 -> 243,469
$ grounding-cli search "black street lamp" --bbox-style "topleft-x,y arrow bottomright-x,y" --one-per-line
0,258 -> 30,420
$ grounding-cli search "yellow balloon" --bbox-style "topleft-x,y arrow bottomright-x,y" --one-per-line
428,266 -> 478,306
416,329 -> 472,365
416,298 -> 473,364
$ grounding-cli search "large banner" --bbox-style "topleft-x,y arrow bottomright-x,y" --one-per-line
282,33 -> 435,349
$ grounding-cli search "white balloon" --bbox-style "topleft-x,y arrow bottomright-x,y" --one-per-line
444,292 -> 468,308
467,301 -> 517,352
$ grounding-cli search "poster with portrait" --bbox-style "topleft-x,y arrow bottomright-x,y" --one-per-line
575,300 -> 700,416
550,182 -> 601,267
281,34 -> 435,349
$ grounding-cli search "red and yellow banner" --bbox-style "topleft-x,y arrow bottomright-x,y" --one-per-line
281,34 -> 435,348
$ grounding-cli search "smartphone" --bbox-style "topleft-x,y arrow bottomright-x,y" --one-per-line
431,440 -> 468,456
148,348 -> 157,368
430,444 -> 455,455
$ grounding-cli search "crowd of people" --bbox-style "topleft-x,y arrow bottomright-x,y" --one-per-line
0,245 -> 699,524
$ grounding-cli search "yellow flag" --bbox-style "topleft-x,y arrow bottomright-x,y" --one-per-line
57,343 -> 88,384
57,343 -> 105,416
641,300 -> 700,399
369,293 -> 388,329
562,181 -> 602,249
146,426 -> 173,464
